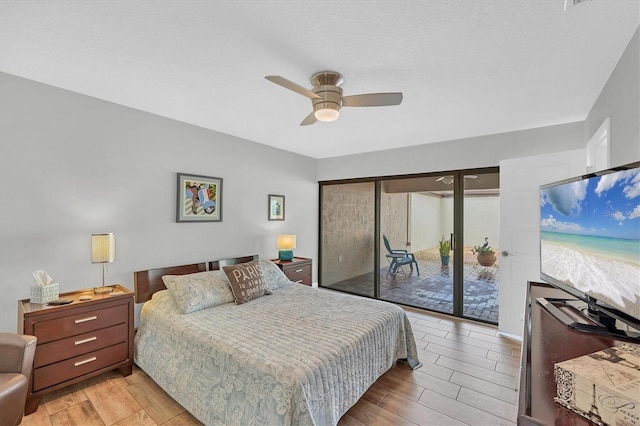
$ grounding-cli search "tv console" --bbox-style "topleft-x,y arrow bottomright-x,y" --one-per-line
518,282 -> 639,425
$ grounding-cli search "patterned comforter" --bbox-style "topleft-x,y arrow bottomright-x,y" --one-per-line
134,283 -> 421,426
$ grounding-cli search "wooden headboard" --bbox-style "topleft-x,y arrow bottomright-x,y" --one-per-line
133,255 -> 259,303
209,254 -> 258,271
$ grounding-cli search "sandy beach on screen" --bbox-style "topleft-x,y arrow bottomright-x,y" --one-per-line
541,242 -> 640,319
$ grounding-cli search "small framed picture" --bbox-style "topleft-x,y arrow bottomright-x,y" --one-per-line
268,194 -> 285,221
177,173 -> 223,222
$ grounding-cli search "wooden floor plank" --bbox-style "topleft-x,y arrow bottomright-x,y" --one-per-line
417,388 -> 515,425
124,377 -> 186,425
82,377 -> 143,425
362,382 -> 390,405
412,357 -> 455,381
375,372 -> 424,402
410,322 -> 450,338
434,317 -> 498,336
456,387 -> 518,422
443,332 -> 515,354
48,400 -> 104,426
110,410 -> 156,426
449,371 -> 519,404
487,349 -> 521,366
424,342 -> 498,370
378,391 -> 468,426
161,412 -> 204,425
436,356 -> 518,389
344,398 -> 418,426
421,333 -> 489,358
468,330 -> 521,349
496,360 -> 520,377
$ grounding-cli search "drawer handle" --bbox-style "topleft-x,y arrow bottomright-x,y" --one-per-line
74,356 -> 97,367
75,336 -> 97,345
75,316 -> 97,324
295,269 -> 303,273
295,280 -> 303,283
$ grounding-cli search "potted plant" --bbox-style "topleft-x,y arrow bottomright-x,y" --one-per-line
471,238 -> 496,267
439,236 -> 451,266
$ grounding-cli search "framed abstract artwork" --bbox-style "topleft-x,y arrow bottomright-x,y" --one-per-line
268,194 -> 285,221
177,173 -> 223,222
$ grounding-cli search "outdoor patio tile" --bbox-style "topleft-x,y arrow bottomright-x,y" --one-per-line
325,259 -> 499,323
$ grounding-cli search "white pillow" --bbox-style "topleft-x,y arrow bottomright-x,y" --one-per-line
162,270 -> 234,313
259,260 -> 292,290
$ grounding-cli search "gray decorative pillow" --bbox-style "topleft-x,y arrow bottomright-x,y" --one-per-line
222,260 -> 272,304
162,270 -> 234,314
259,260 -> 291,290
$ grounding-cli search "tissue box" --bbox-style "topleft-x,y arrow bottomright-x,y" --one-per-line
30,283 -> 59,304
554,343 -> 640,426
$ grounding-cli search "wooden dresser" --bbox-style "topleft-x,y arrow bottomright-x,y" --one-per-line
18,284 -> 134,414
518,282 -> 637,425
271,257 -> 312,286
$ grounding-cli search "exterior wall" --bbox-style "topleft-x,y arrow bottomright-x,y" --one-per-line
410,193 -> 442,253
380,192 -> 409,266
320,182 -> 375,285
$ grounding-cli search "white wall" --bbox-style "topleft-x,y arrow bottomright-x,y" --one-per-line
409,193 -> 442,252
586,28 -> 639,166
0,72 -> 318,332
410,195 -> 500,253
317,122 -> 585,181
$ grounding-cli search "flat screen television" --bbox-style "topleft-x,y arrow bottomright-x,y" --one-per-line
539,161 -> 640,340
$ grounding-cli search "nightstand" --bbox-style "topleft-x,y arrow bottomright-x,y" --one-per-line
18,284 -> 134,414
271,257 -> 312,286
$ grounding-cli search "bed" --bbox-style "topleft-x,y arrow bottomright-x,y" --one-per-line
133,255 -> 421,426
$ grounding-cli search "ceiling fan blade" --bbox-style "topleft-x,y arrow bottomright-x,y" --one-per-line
300,111 -> 317,126
265,76 -> 321,100
342,92 -> 403,107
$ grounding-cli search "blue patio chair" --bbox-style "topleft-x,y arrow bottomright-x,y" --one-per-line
383,235 -> 420,278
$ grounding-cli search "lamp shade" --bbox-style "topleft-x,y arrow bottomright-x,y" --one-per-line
91,233 -> 115,263
277,235 -> 296,250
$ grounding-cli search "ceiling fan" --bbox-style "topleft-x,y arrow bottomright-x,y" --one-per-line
265,71 -> 403,126
436,175 -> 478,185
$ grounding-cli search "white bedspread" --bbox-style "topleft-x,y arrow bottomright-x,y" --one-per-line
134,283 -> 421,426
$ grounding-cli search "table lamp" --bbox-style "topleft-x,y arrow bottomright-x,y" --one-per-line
277,235 -> 296,261
92,233 -> 115,294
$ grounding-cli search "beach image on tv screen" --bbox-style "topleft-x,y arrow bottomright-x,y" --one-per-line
540,167 -> 640,320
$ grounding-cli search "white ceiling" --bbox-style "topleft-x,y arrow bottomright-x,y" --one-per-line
1,1 -> 638,159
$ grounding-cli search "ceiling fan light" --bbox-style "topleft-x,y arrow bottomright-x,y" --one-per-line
314,108 -> 340,122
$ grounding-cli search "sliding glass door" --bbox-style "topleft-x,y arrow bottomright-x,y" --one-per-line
379,176 -> 454,315
461,171 -> 500,322
319,168 -> 500,324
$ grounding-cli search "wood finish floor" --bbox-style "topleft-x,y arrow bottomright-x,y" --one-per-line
20,307 -> 521,426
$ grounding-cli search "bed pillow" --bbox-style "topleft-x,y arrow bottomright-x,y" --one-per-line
222,260 -> 272,304
259,260 -> 292,290
162,270 -> 234,313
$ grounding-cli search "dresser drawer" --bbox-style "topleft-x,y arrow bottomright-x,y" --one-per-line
33,342 -> 128,391
283,264 -> 311,284
34,323 -> 128,368
33,304 -> 128,344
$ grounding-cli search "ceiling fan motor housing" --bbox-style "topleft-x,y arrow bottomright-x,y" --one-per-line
311,71 -> 344,115
312,85 -> 343,113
